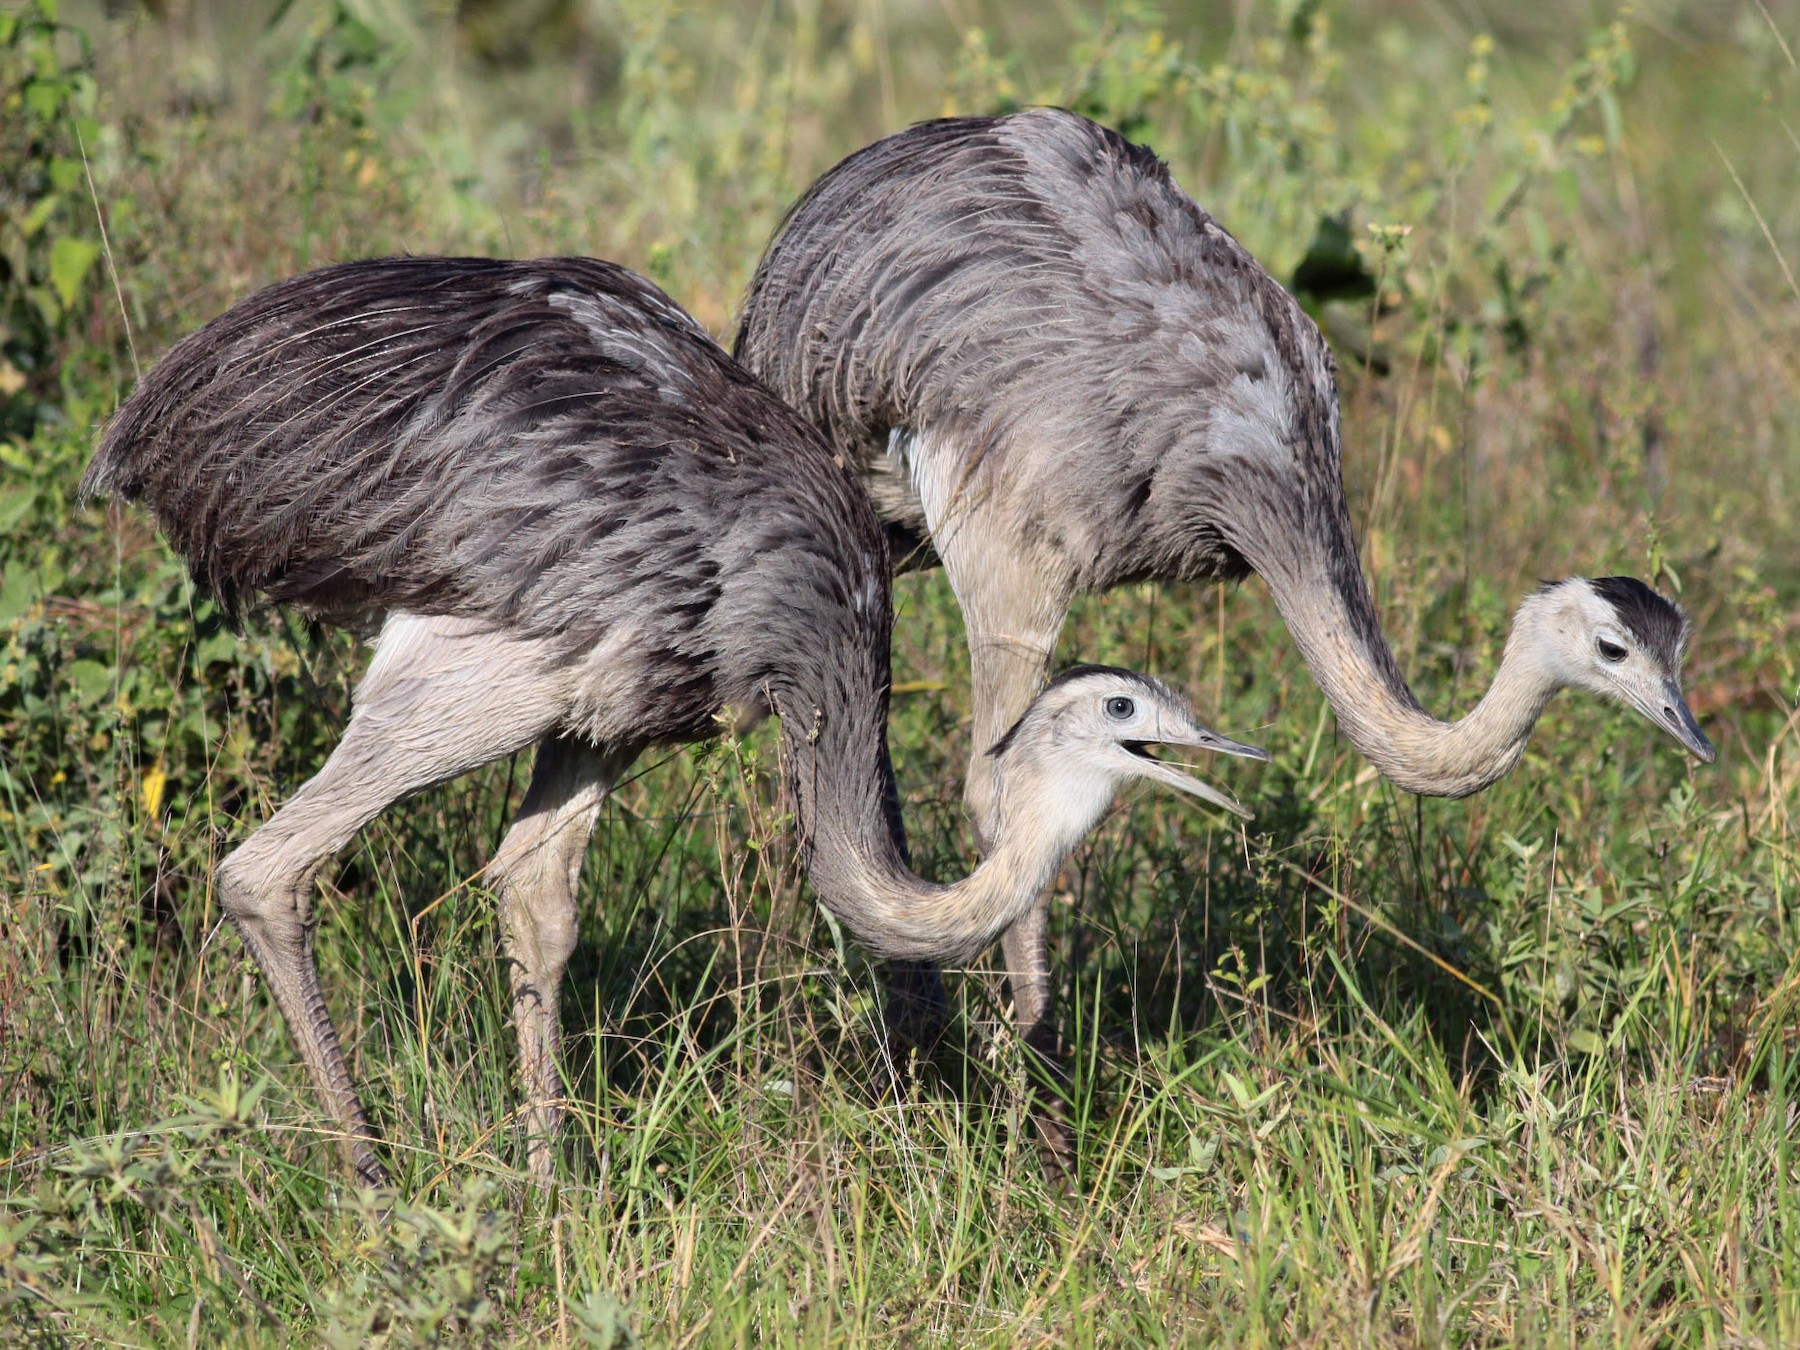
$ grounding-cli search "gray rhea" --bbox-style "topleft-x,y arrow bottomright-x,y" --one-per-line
81,255 -> 1267,1188
734,108 -> 1716,1060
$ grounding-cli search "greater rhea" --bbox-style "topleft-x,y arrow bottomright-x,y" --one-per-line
734,108 -> 1715,1068
82,255 -> 1266,1187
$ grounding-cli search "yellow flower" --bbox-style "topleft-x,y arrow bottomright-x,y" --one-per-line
143,763 -> 167,820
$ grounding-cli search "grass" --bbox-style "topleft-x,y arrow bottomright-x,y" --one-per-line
2,0 -> 1797,1344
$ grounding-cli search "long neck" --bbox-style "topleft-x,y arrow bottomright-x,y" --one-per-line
1260,533 -> 1559,799
777,675 -> 1079,964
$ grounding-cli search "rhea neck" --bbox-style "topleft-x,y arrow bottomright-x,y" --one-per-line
775,669 -> 1100,964
1258,538 -> 1563,800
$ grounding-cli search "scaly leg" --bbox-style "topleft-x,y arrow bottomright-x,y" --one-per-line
491,735 -> 637,1180
902,448 -> 1075,1165
217,615 -> 568,1188
877,652 -> 1062,1054
958,596 -> 1073,1175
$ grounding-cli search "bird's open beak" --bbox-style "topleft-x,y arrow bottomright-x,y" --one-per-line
1123,720 -> 1269,820
1652,679 -> 1716,764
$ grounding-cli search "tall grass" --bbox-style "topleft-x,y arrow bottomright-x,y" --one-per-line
2,0 -> 1796,1343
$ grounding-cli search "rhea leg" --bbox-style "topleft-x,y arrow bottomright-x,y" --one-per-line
904,455 -> 1075,1118
953,557 -> 1073,1169
217,615 -> 567,1188
880,610 -> 1066,1050
920,470 -> 1070,1014
491,736 -> 637,1180
962,612 -> 1067,1037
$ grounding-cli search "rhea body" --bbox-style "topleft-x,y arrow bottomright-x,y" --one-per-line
82,256 -> 1265,1187
735,107 -> 1715,1054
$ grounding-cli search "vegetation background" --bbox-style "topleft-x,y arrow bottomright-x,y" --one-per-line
1,0 -> 1796,1343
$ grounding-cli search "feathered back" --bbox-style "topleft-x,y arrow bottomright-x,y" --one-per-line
735,112 -> 1346,581
85,256 -> 894,741
734,107 -> 1410,705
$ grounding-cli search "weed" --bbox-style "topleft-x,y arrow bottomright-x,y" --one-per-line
1,0 -> 1795,1344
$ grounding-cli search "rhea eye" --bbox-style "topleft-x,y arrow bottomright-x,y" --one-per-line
1104,696 -> 1136,721
1596,635 -> 1628,664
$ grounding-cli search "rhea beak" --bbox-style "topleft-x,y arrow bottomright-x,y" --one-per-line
1650,679 -> 1716,764
1122,721 -> 1269,820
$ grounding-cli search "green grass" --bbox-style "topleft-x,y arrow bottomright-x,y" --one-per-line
2,0 -> 1798,1344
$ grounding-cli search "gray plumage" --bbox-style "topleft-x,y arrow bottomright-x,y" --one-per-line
87,257 -> 870,702
734,108 -> 1715,1058
84,255 -> 1265,1187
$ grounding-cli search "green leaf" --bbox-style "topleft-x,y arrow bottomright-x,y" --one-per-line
0,561 -> 36,621
48,236 -> 99,311
1565,1027 -> 1605,1055
65,658 -> 114,703
195,631 -> 239,669
24,78 -> 62,122
20,194 -> 59,240
0,478 -> 39,524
